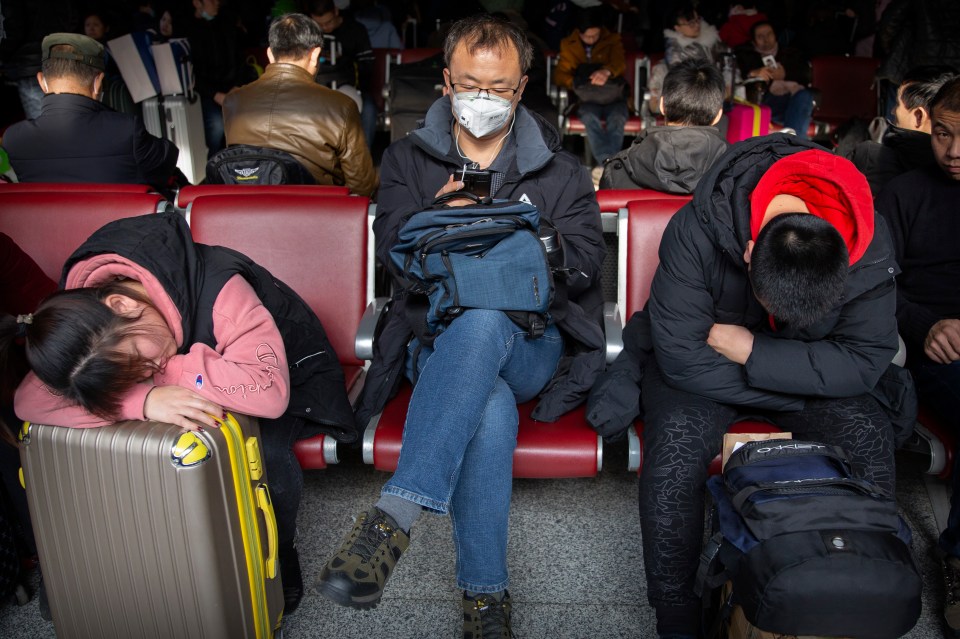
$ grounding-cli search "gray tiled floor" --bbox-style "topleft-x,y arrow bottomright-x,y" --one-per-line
0,443 -> 952,638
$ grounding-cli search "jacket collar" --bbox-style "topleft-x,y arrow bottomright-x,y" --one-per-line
261,61 -> 315,82
882,124 -> 937,168
409,96 -> 559,177
692,133 -> 824,260
40,92 -> 104,114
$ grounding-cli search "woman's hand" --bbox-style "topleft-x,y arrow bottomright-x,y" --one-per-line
144,385 -> 224,431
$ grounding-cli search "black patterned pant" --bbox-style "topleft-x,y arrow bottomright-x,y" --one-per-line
638,361 -> 895,636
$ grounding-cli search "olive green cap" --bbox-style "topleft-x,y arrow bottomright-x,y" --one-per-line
41,33 -> 105,71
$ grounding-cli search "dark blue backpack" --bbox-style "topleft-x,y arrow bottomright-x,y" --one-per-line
390,193 -> 554,346
699,440 -> 921,639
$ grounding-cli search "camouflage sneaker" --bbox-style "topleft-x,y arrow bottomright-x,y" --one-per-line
463,590 -> 513,639
945,555 -> 960,635
316,508 -> 410,609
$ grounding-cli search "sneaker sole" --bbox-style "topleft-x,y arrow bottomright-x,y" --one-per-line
315,575 -> 383,610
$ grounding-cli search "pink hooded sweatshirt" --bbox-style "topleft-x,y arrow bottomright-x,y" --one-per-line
15,254 -> 290,427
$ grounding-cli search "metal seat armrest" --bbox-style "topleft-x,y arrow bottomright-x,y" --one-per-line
355,296 -> 389,361
603,301 -> 623,365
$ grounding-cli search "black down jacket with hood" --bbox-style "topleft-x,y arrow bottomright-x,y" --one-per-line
589,134 -> 915,441
354,97 -> 606,430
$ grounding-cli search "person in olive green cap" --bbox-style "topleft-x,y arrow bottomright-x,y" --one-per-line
3,33 -> 180,191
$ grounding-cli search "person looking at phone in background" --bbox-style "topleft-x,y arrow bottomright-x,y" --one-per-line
735,21 -> 815,139
315,14 -> 606,637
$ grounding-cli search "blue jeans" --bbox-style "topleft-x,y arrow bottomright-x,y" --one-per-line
361,92 -> 377,150
382,310 -> 563,592
763,89 -> 815,139
577,99 -> 628,164
200,94 -> 225,158
913,360 -> 960,556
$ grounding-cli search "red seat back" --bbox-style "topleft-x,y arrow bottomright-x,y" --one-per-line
188,194 -> 369,368
624,197 -> 690,316
176,184 -> 350,210
0,192 -> 167,281
397,47 -> 442,65
596,188 -> 691,214
0,182 -> 153,194
810,55 -> 880,125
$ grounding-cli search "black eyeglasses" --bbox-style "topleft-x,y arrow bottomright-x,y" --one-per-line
449,81 -> 522,99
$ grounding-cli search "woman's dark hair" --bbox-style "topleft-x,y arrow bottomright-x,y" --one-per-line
748,20 -> 774,43
749,213 -> 848,329
665,2 -> 698,30
3,282 -> 165,420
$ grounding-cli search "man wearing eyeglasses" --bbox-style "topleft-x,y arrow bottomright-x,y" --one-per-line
316,13 -> 605,638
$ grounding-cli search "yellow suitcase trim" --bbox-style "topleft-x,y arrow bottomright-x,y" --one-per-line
218,413 -> 273,639
734,98 -> 763,137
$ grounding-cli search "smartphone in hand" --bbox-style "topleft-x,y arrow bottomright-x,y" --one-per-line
455,167 -> 493,198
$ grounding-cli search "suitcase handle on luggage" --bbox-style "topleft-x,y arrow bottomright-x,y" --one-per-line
255,484 -> 279,579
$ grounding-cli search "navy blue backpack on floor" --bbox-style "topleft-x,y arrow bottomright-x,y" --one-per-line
390,193 -> 554,346
698,439 -> 922,639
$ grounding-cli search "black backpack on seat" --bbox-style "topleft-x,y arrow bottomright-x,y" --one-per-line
205,144 -> 317,185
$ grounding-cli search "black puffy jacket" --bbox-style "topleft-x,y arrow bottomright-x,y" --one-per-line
648,134 -> 900,411
848,126 -> 937,197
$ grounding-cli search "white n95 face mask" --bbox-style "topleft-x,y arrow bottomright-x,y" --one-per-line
452,92 -> 514,138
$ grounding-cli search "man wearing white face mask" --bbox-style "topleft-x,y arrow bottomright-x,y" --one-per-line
3,33 -> 179,191
316,14 -> 605,638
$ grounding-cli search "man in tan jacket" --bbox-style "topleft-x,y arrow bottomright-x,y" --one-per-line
553,8 -> 628,173
223,13 -> 377,196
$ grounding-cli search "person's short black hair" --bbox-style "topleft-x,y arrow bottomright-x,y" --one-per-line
749,213 -> 849,329
931,75 -> 960,118
900,65 -> 958,111
269,13 -> 324,60
575,8 -> 604,33
444,14 -> 534,75
749,20 -> 774,43
662,59 -> 723,125
41,44 -> 102,84
665,2 -> 698,30
302,0 -> 335,17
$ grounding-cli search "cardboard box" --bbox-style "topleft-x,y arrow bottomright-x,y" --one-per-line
721,432 -> 792,471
